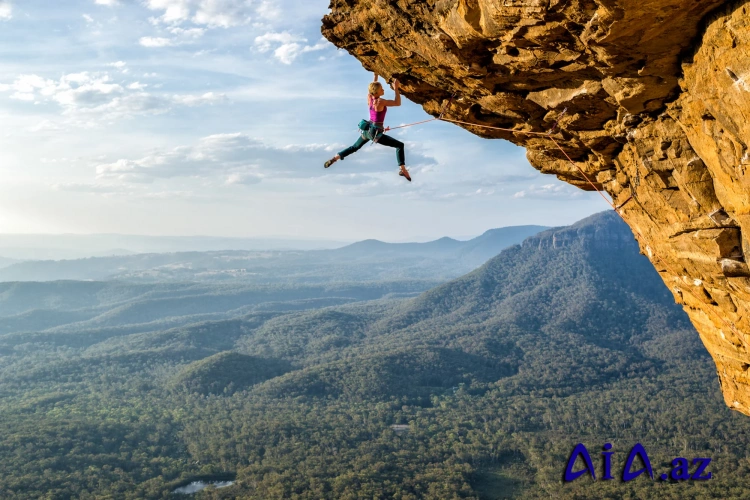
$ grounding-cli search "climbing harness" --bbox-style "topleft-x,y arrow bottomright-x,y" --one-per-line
358,119 -> 384,142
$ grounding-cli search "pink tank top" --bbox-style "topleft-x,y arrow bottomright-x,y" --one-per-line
369,98 -> 387,123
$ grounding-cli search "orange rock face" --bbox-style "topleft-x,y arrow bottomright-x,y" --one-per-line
322,0 -> 750,415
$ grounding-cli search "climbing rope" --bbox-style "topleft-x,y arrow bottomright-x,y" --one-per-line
385,117 -> 439,131
386,108 -> 610,201
384,93 -> 456,132
381,103 -> 750,352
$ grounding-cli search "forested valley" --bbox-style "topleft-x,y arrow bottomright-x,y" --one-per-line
1,212 -> 749,499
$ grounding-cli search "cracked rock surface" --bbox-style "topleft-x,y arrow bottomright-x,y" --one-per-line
323,0 -> 750,415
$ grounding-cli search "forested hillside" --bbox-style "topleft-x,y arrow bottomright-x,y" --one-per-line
1,212 -> 748,499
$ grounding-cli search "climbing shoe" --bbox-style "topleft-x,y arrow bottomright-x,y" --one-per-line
324,157 -> 338,168
399,165 -> 411,182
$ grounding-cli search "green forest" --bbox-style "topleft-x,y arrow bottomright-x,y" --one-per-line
1,212 -> 749,499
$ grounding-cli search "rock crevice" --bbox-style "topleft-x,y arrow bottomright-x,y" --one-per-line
323,0 -> 750,414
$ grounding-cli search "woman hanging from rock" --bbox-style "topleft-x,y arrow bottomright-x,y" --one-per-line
324,73 -> 411,181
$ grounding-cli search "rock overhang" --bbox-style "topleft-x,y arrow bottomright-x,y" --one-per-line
322,0 -> 750,415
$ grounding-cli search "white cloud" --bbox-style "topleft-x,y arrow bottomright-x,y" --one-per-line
2,74 -> 50,97
513,183 -> 583,200
50,74 -> 122,108
0,1 -> 12,20
10,91 -> 35,101
226,171 -> 263,185
172,91 -> 225,106
169,26 -> 206,37
0,72 -> 227,122
139,26 -> 206,48
254,32 -> 330,64
145,0 -> 254,28
94,133 -> 332,183
83,14 -> 95,23
139,36 -> 174,47
254,31 -> 304,52
192,49 -> 216,57
106,61 -> 128,75
255,0 -> 280,20
94,0 -> 119,5
77,92 -> 167,119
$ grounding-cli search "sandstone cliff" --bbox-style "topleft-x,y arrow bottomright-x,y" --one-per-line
322,0 -> 750,415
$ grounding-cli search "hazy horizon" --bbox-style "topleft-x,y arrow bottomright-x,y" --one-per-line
0,220 -> 556,259
0,220 -> 553,242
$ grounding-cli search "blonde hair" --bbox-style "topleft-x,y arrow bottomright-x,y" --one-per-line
368,81 -> 383,96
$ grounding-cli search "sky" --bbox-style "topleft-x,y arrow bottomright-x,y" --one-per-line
0,0 -> 605,242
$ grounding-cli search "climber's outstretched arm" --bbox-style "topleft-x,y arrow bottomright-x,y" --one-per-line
375,79 -> 401,107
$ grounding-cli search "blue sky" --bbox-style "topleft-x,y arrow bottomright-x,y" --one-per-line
0,0 -> 604,242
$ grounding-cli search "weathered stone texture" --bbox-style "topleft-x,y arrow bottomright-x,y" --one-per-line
323,0 -> 750,415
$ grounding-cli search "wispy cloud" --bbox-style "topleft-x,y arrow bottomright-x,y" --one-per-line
140,26 -> 206,47
255,32 -> 330,64
513,183 -> 584,200
92,133 -> 436,190
139,36 -> 174,48
225,171 -> 264,185
255,0 -> 280,20
0,1 -> 12,20
144,0 -> 254,28
0,71 -> 226,124
95,133 -> 328,183
106,61 -> 128,74
254,31 -> 303,51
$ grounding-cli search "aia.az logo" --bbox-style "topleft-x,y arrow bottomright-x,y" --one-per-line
564,443 -> 712,482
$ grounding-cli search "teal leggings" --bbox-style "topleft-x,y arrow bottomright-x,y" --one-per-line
338,134 -> 406,166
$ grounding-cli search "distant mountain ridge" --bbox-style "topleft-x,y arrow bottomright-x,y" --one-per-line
0,234 -> 349,260
331,225 -> 548,262
0,257 -> 20,270
0,224 -> 550,283
334,236 -> 463,256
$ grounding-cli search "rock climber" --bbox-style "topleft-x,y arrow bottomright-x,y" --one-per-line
324,73 -> 411,181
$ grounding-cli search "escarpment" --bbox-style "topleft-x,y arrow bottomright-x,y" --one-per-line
322,0 -> 750,415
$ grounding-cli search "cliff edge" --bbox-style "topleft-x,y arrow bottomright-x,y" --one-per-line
322,0 -> 750,415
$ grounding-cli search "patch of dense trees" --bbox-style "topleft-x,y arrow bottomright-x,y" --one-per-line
169,352 -> 293,395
